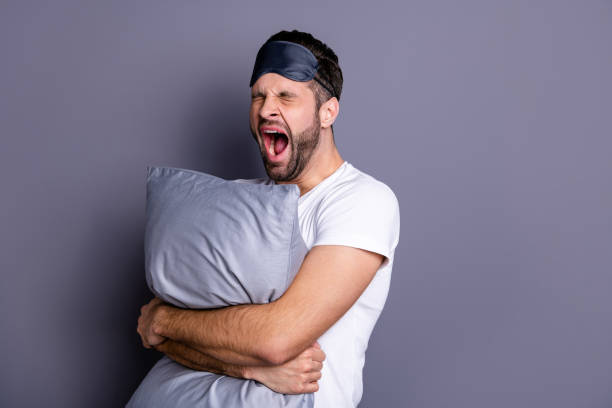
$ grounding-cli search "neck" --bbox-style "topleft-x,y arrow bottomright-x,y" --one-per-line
276,129 -> 344,196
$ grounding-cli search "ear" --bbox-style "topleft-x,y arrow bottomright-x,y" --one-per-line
319,97 -> 340,129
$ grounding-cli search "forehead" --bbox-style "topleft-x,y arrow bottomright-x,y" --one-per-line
251,72 -> 312,95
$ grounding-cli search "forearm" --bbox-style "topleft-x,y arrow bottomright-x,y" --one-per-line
155,339 -> 250,379
155,303 -> 285,366
156,339 -> 327,396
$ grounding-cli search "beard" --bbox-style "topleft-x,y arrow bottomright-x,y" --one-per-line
252,112 -> 321,182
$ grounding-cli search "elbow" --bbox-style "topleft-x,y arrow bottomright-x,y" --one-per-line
258,335 -> 299,366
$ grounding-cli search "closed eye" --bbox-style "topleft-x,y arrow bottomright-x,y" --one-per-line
251,91 -> 265,100
251,90 -> 298,102
278,91 -> 297,99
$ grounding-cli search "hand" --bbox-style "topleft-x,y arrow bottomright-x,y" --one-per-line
245,341 -> 326,394
137,296 -> 167,349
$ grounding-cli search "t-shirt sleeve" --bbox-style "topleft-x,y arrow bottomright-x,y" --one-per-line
312,179 -> 400,267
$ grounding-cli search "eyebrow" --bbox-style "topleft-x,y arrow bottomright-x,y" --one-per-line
278,90 -> 298,98
251,90 -> 298,98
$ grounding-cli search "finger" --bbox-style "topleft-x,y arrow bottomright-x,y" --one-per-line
313,341 -> 321,349
309,360 -> 323,372
137,327 -> 150,349
311,348 -> 326,362
300,346 -> 316,358
303,381 -> 319,393
305,370 -> 322,382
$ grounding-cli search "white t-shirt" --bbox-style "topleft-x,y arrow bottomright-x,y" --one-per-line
236,160 -> 400,407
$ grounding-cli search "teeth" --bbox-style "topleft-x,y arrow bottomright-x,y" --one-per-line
269,136 -> 275,155
263,130 -> 279,134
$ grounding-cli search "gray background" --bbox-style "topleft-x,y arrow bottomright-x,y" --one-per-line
1,1 -> 611,407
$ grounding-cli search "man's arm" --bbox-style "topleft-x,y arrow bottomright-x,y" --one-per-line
140,245 -> 384,366
155,339 -> 245,377
155,339 -> 325,394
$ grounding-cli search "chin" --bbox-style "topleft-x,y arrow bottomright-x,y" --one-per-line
264,165 -> 291,182
265,167 -> 285,181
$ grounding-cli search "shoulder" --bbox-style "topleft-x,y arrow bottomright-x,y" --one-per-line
320,164 -> 399,214
312,163 -> 400,258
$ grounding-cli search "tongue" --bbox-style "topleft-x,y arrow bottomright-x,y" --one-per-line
274,134 -> 288,155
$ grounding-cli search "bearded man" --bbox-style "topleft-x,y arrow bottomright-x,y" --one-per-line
136,29 -> 400,408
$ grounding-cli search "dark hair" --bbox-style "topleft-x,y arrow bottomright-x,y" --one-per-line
265,30 -> 343,109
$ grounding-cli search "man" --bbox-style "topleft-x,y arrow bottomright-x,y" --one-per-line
137,29 -> 400,407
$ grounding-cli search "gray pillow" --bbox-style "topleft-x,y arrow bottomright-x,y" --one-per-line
127,166 -> 312,408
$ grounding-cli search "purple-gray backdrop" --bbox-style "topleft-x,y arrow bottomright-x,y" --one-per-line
1,1 -> 611,407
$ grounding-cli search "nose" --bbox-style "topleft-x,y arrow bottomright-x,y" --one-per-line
258,95 -> 280,120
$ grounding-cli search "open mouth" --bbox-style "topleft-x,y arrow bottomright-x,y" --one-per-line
261,126 -> 289,158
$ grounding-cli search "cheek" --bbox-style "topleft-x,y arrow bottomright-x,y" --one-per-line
248,108 -> 258,129
292,110 -> 317,133
284,106 -> 311,132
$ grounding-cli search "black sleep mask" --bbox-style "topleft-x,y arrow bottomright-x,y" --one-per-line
249,40 -> 336,99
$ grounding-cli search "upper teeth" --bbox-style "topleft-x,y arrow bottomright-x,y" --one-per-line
263,130 -> 280,134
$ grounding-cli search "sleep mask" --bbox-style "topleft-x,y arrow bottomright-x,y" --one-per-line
249,40 -> 336,99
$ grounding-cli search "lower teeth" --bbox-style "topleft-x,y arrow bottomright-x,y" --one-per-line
269,138 -> 275,156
